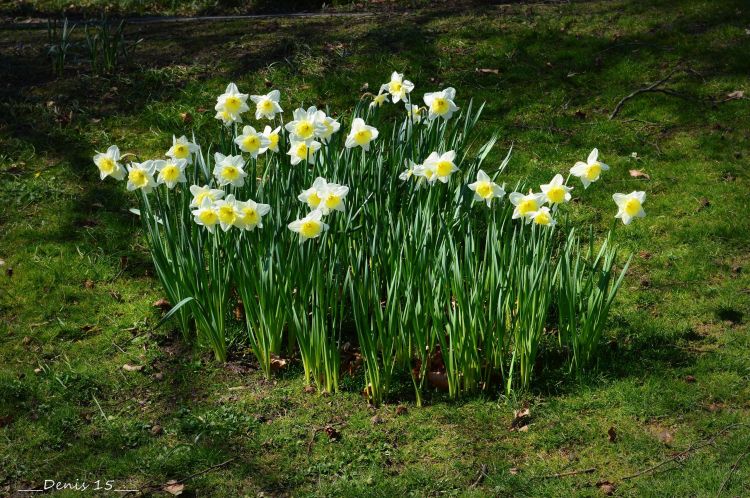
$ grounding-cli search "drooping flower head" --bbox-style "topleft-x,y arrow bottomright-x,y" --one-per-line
540,174 -> 573,205
93,145 -> 126,181
288,140 -> 322,166
613,191 -> 646,225
509,191 -> 546,222
345,118 -> 379,151
387,71 -> 415,103
126,161 -> 157,193
315,110 -> 341,143
189,185 -> 225,208
212,153 -> 247,187
468,170 -> 505,207
154,159 -> 187,189
166,135 -> 199,164
423,150 -> 458,183
192,197 -> 219,233
531,206 -> 556,227
262,125 -> 281,153
236,199 -> 271,231
250,89 -> 283,120
570,148 -> 609,188
234,125 -> 271,158
370,87 -> 390,109
285,106 -> 326,142
405,104 -> 423,124
214,82 -> 249,121
424,87 -> 459,120
288,209 -> 329,243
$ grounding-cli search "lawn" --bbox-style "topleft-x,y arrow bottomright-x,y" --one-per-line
1,0 -> 749,496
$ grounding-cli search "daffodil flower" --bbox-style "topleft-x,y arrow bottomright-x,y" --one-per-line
570,148 -> 609,188
126,161 -> 157,193
250,89 -> 283,120
405,104 -> 423,124
214,82 -> 249,120
288,209 -> 329,243
166,135 -> 199,164
315,110 -> 341,142
509,191 -> 546,221
262,125 -> 281,153
288,140 -> 321,166
540,174 -> 573,205
189,185 -> 225,207
213,194 -> 242,232
93,145 -> 126,181
319,183 -> 349,215
399,160 -> 418,182
298,177 -> 328,209
154,159 -> 187,188
468,170 -> 505,207
345,118 -> 379,151
613,191 -> 646,225
387,71 -> 415,103
236,198 -> 271,231
413,163 -> 437,186
285,107 -> 326,142
213,153 -> 247,187
424,87 -> 459,120
234,125 -> 271,158
192,197 -> 220,233
423,150 -> 458,183
215,109 -> 243,126
370,87 -> 390,108
530,206 -> 556,227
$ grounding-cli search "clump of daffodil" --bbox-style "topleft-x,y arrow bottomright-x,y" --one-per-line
613,191 -> 646,225
468,170 -> 505,207
250,89 -> 283,120
571,148 -> 609,188
315,110 -> 341,143
234,125 -> 271,158
286,107 -> 325,142
154,159 -> 187,188
126,161 -> 157,193
530,206 -> 556,227
345,118 -> 379,151
189,185 -> 224,208
424,87 -> 458,120
386,71 -> 414,103
423,150 -> 458,183
166,135 -> 199,164
93,145 -> 126,181
370,88 -> 390,109
288,210 -> 329,243
405,104 -> 423,124
262,125 -> 281,153
213,153 -> 247,187
509,191 -> 546,221
288,140 -> 322,166
236,198 -> 271,231
540,174 -> 573,205
192,197 -> 220,233
214,83 -> 249,123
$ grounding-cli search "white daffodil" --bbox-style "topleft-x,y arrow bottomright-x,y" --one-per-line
345,118 -> 379,151
613,191 -> 646,225
319,183 -> 349,215
413,163 -> 437,186
213,153 -> 247,187
387,71 -> 414,103
288,209 -> 329,243
298,177 -> 328,209
234,125 -> 271,158
423,150 -> 458,183
570,148 -> 609,188
213,194 -> 242,232
288,140 -> 321,166
424,87 -> 459,120
509,191 -> 546,221
531,206 -> 556,227
250,89 -> 283,120
370,87 -> 390,109
540,173 -> 573,205
468,170 -> 505,207
262,125 -> 281,153
236,198 -> 271,231
215,109 -> 243,126
399,160 -> 418,182
126,161 -> 157,193
166,135 -> 199,164
315,110 -> 341,142
189,185 -> 225,208
93,145 -> 126,181
154,159 -> 187,188
405,104 -> 423,124
285,106 -> 326,142
192,197 -> 219,233
214,82 -> 249,120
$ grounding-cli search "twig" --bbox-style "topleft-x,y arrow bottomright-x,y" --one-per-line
609,66 -> 682,120
121,457 -> 237,496
534,467 -> 596,479
470,464 -> 489,487
716,447 -> 750,497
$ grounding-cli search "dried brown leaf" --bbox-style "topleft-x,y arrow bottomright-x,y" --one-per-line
629,169 -> 650,179
608,426 -> 617,443
163,480 -> 184,495
122,364 -> 143,372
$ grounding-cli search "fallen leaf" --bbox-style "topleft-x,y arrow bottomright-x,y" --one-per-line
109,290 -> 123,302
608,426 -> 617,443
629,169 -> 650,179
270,355 -> 288,371
122,364 -> 143,372
726,90 -> 744,99
83,279 -> 95,289
597,480 -> 616,495
233,302 -> 244,321
511,408 -> 531,430
150,424 -> 163,436
371,415 -> 384,425
657,429 -> 674,445
696,198 -> 710,212
574,109 -> 587,119
639,251 -> 652,260
706,402 -> 725,412
427,371 -> 449,391
476,67 -> 499,74
684,375 -> 696,383
303,385 -> 316,394
509,467 -> 520,475
163,480 -> 184,495
395,405 -> 408,416
153,298 -> 171,310
153,372 -> 164,381
179,112 -> 192,124
323,425 -> 341,440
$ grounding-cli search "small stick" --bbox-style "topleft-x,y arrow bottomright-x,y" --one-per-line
609,66 -> 682,120
534,467 -> 596,479
716,448 -> 750,497
121,458 -> 237,496
470,464 -> 488,487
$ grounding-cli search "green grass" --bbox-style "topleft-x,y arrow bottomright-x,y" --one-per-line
1,0 -> 750,495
